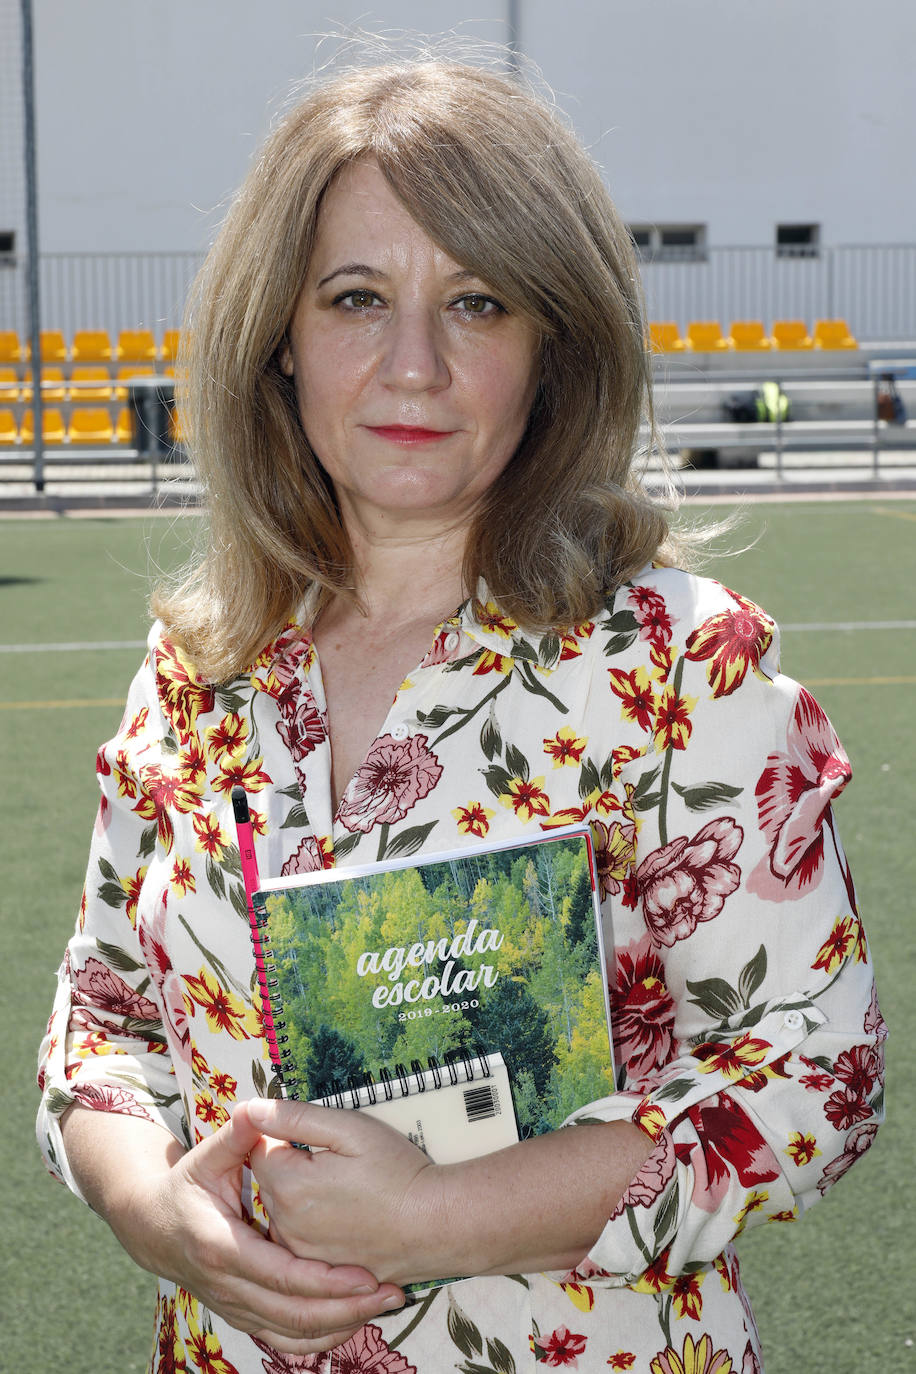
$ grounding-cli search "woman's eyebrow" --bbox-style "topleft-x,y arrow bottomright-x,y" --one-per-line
315,264 -> 482,288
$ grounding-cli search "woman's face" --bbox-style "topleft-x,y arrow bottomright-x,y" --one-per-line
280,159 -> 540,537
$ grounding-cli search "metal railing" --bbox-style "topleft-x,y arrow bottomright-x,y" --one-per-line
2,243 -> 916,344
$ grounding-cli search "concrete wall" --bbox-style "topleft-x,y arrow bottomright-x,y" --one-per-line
24,0 -> 915,255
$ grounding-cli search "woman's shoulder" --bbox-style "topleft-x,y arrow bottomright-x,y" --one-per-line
603,563 -> 776,636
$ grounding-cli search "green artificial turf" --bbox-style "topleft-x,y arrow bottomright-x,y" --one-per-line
1,503 -> 913,1372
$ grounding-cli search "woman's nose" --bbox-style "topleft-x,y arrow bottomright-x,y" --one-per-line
377,308 -> 450,392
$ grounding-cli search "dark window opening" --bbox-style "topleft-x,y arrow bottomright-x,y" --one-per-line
776,223 -> 820,258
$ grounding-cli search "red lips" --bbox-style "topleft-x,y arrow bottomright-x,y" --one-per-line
366,425 -> 454,444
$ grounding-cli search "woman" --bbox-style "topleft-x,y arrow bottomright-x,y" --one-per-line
37,58 -> 884,1374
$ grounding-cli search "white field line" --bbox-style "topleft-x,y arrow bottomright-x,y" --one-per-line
1,623 -> 916,654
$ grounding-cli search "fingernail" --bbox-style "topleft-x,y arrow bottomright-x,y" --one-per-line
382,1296 -> 403,1311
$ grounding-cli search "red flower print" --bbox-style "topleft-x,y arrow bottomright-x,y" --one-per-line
810,915 -> 857,975
193,811 -> 228,859
276,691 -> 326,762
280,835 -> 334,876
213,754 -> 272,797
832,1044 -> 881,1097
631,1248 -> 675,1294
473,649 -> 513,675
138,889 -> 190,1054
628,585 -> 674,648
637,817 -> 743,947
500,776 -> 551,824
475,600 -> 517,638
681,1094 -> 779,1213
186,1327 -> 240,1374
591,818 -> 637,901
205,713 -> 249,763
611,934 -> 676,1082
71,1082 -> 153,1119
183,968 -> 255,1040
684,590 -> 774,698
784,1131 -> 821,1167
693,1033 -> 769,1080
543,727 -> 588,767
607,1356 -> 636,1371
610,1133 -> 676,1218
452,801 -> 495,837
338,733 -> 443,833
418,625 -> 461,667
71,957 -> 160,1022
747,688 -> 851,902
653,683 -> 695,752
533,1326 -> 588,1367
671,1271 -> 704,1320
155,637 -> 216,742
864,983 -> 888,1042
799,1067 -> 834,1093
817,1122 -> 878,1195
823,1086 -> 872,1131
253,1324 -> 416,1372
608,665 -> 656,732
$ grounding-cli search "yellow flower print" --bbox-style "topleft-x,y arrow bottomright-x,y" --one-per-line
543,727 -> 588,768
183,967 -> 258,1040
693,1033 -> 770,1080
734,1189 -> 769,1231
170,857 -> 196,897
558,1280 -> 595,1313
205,712 -> 249,764
452,801 -> 495,837
784,1131 -> 821,1167
650,1331 -> 733,1374
475,600 -> 517,638
473,649 -> 513,676
499,776 -> 551,824
193,812 -> 227,860
653,683 -> 697,753
811,915 -> 857,974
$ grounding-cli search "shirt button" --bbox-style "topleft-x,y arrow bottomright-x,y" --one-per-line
783,1009 -> 804,1031
444,632 -> 460,651
390,723 -> 410,741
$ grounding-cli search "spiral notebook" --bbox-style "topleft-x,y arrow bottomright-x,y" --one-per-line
243,822 -> 615,1170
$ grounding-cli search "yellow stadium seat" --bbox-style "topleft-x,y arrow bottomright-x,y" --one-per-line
0,409 -> 18,443
115,364 -> 155,401
21,407 -> 67,444
68,407 -> 115,444
69,367 -> 113,401
686,320 -> 731,351
159,329 -> 181,362
40,330 -> 68,362
813,318 -> 857,350
0,367 -> 20,401
71,329 -> 113,363
115,407 -> 134,444
117,329 -> 157,363
771,320 -> 813,350
0,331 -> 23,363
729,320 -> 771,350
169,407 -> 186,445
649,322 -> 686,352
40,367 -> 66,402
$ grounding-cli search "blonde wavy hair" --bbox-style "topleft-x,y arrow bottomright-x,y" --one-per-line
155,56 -> 682,682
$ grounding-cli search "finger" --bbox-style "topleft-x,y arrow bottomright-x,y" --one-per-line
186,1104 -> 266,1182
201,1202 -> 388,1300
218,1264 -> 404,1342
251,1321 -> 381,1356
245,1096 -> 363,1153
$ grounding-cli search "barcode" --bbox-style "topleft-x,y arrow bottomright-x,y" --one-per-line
463,1083 -> 498,1122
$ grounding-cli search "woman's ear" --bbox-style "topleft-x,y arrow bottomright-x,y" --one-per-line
278,338 -> 294,377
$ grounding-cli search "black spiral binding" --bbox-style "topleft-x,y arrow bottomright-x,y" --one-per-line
249,890 -> 301,1099
313,1046 -> 494,1112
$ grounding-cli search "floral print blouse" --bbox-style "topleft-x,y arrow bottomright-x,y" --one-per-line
37,565 -> 885,1374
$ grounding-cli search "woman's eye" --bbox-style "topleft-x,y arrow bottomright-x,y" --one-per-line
337,289 -> 380,310
454,294 -> 502,316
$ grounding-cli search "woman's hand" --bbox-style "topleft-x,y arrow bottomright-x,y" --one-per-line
243,1098 -> 659,1286
60,1105 -> 406,1354
243,1098 -> 441,1286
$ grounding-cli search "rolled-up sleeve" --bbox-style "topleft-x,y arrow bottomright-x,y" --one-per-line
36,636 -> 188,1199
564,577 -> 885,1286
